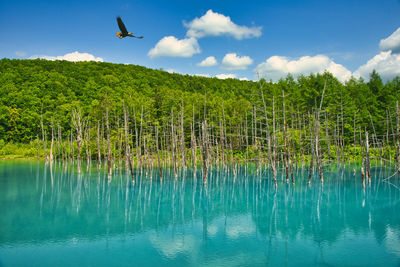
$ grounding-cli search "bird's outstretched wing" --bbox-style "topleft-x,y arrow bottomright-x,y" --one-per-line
117,16 -> 129,35
129,35 -> 144,39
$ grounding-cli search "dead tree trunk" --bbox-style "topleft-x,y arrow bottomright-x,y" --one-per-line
70,129 -> 74,161
71,108 -> 83,172
191,122 -> 197,169
396,101 -> 400,172
58,124 -> 63,162
288,124 -> 294,185
171,110 -> 177,178
361,165 -> 366,189
124,105 -> 135,183
41,115 -> 47,163
223,106 -> 228,169
191,105 -> 197,171
308,113 -> 315,185
315,79 -> 327,184
97,120 -> 101,167
36,135 -> 40,160
282,89 -> 289,184
202,120 -> 208,184
102,120 -> 106,165
359,127 -> 365,187
116,117 -> 122,169
353,113 -> 357,169
245,112 -> 249,172
229,120 -> 236,177
50,118 -> 54,163
180,101 -> 186,168
219,116 -> 225,168
139,106 -> 144,173
133,108 -> 140,171
365,131 -> 371,184
106,106 -> 112,179
315,113 -> 323,184
325,112 -> 331,161
272,96 -> 277,185
155,125 -> 162,180
84,120 -> 90,168
253,106 -> 260,172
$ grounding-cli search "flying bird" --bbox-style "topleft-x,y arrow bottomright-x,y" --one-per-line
116,16 -> 143,39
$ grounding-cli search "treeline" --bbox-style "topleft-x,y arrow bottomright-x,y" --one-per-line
0,58 -> 399,143
0,58 -> 260,143
1,59 -> 400,178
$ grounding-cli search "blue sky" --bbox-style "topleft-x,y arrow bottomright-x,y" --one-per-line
1,0 -> 400,81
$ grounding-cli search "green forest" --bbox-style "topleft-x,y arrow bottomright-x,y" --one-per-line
0,58 -> 399,167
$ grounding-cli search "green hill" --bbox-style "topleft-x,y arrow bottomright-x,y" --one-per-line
0,58 -> 399,161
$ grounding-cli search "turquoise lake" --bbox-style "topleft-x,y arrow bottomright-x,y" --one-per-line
0,160 -> 400,266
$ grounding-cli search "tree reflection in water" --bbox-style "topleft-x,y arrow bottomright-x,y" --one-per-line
0,161 -> 399,266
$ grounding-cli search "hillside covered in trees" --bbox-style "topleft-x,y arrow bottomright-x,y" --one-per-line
0,58 -> 399,166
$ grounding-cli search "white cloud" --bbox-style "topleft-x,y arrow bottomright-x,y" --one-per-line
379,27 -> 400,54
30,51 -> 103,62
148,36 -> 200,58
193,73 -> 249,80
221,53 -> 253,70
193,73 -> 211,77
185,9 -> 262,40
215,73 -> 237,79
354,51 -> 400,80
166,69 -> 176,73
197,56 -> 218,67
15,51 -> 26,57
254,54 -> 352,82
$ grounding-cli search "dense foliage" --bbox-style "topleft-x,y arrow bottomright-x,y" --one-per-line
0,58 -> 399,146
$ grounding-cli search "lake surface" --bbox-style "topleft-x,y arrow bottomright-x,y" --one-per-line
0,160 -> 400,266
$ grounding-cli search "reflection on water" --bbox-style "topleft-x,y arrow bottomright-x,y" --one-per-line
0,160 -> 400,266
